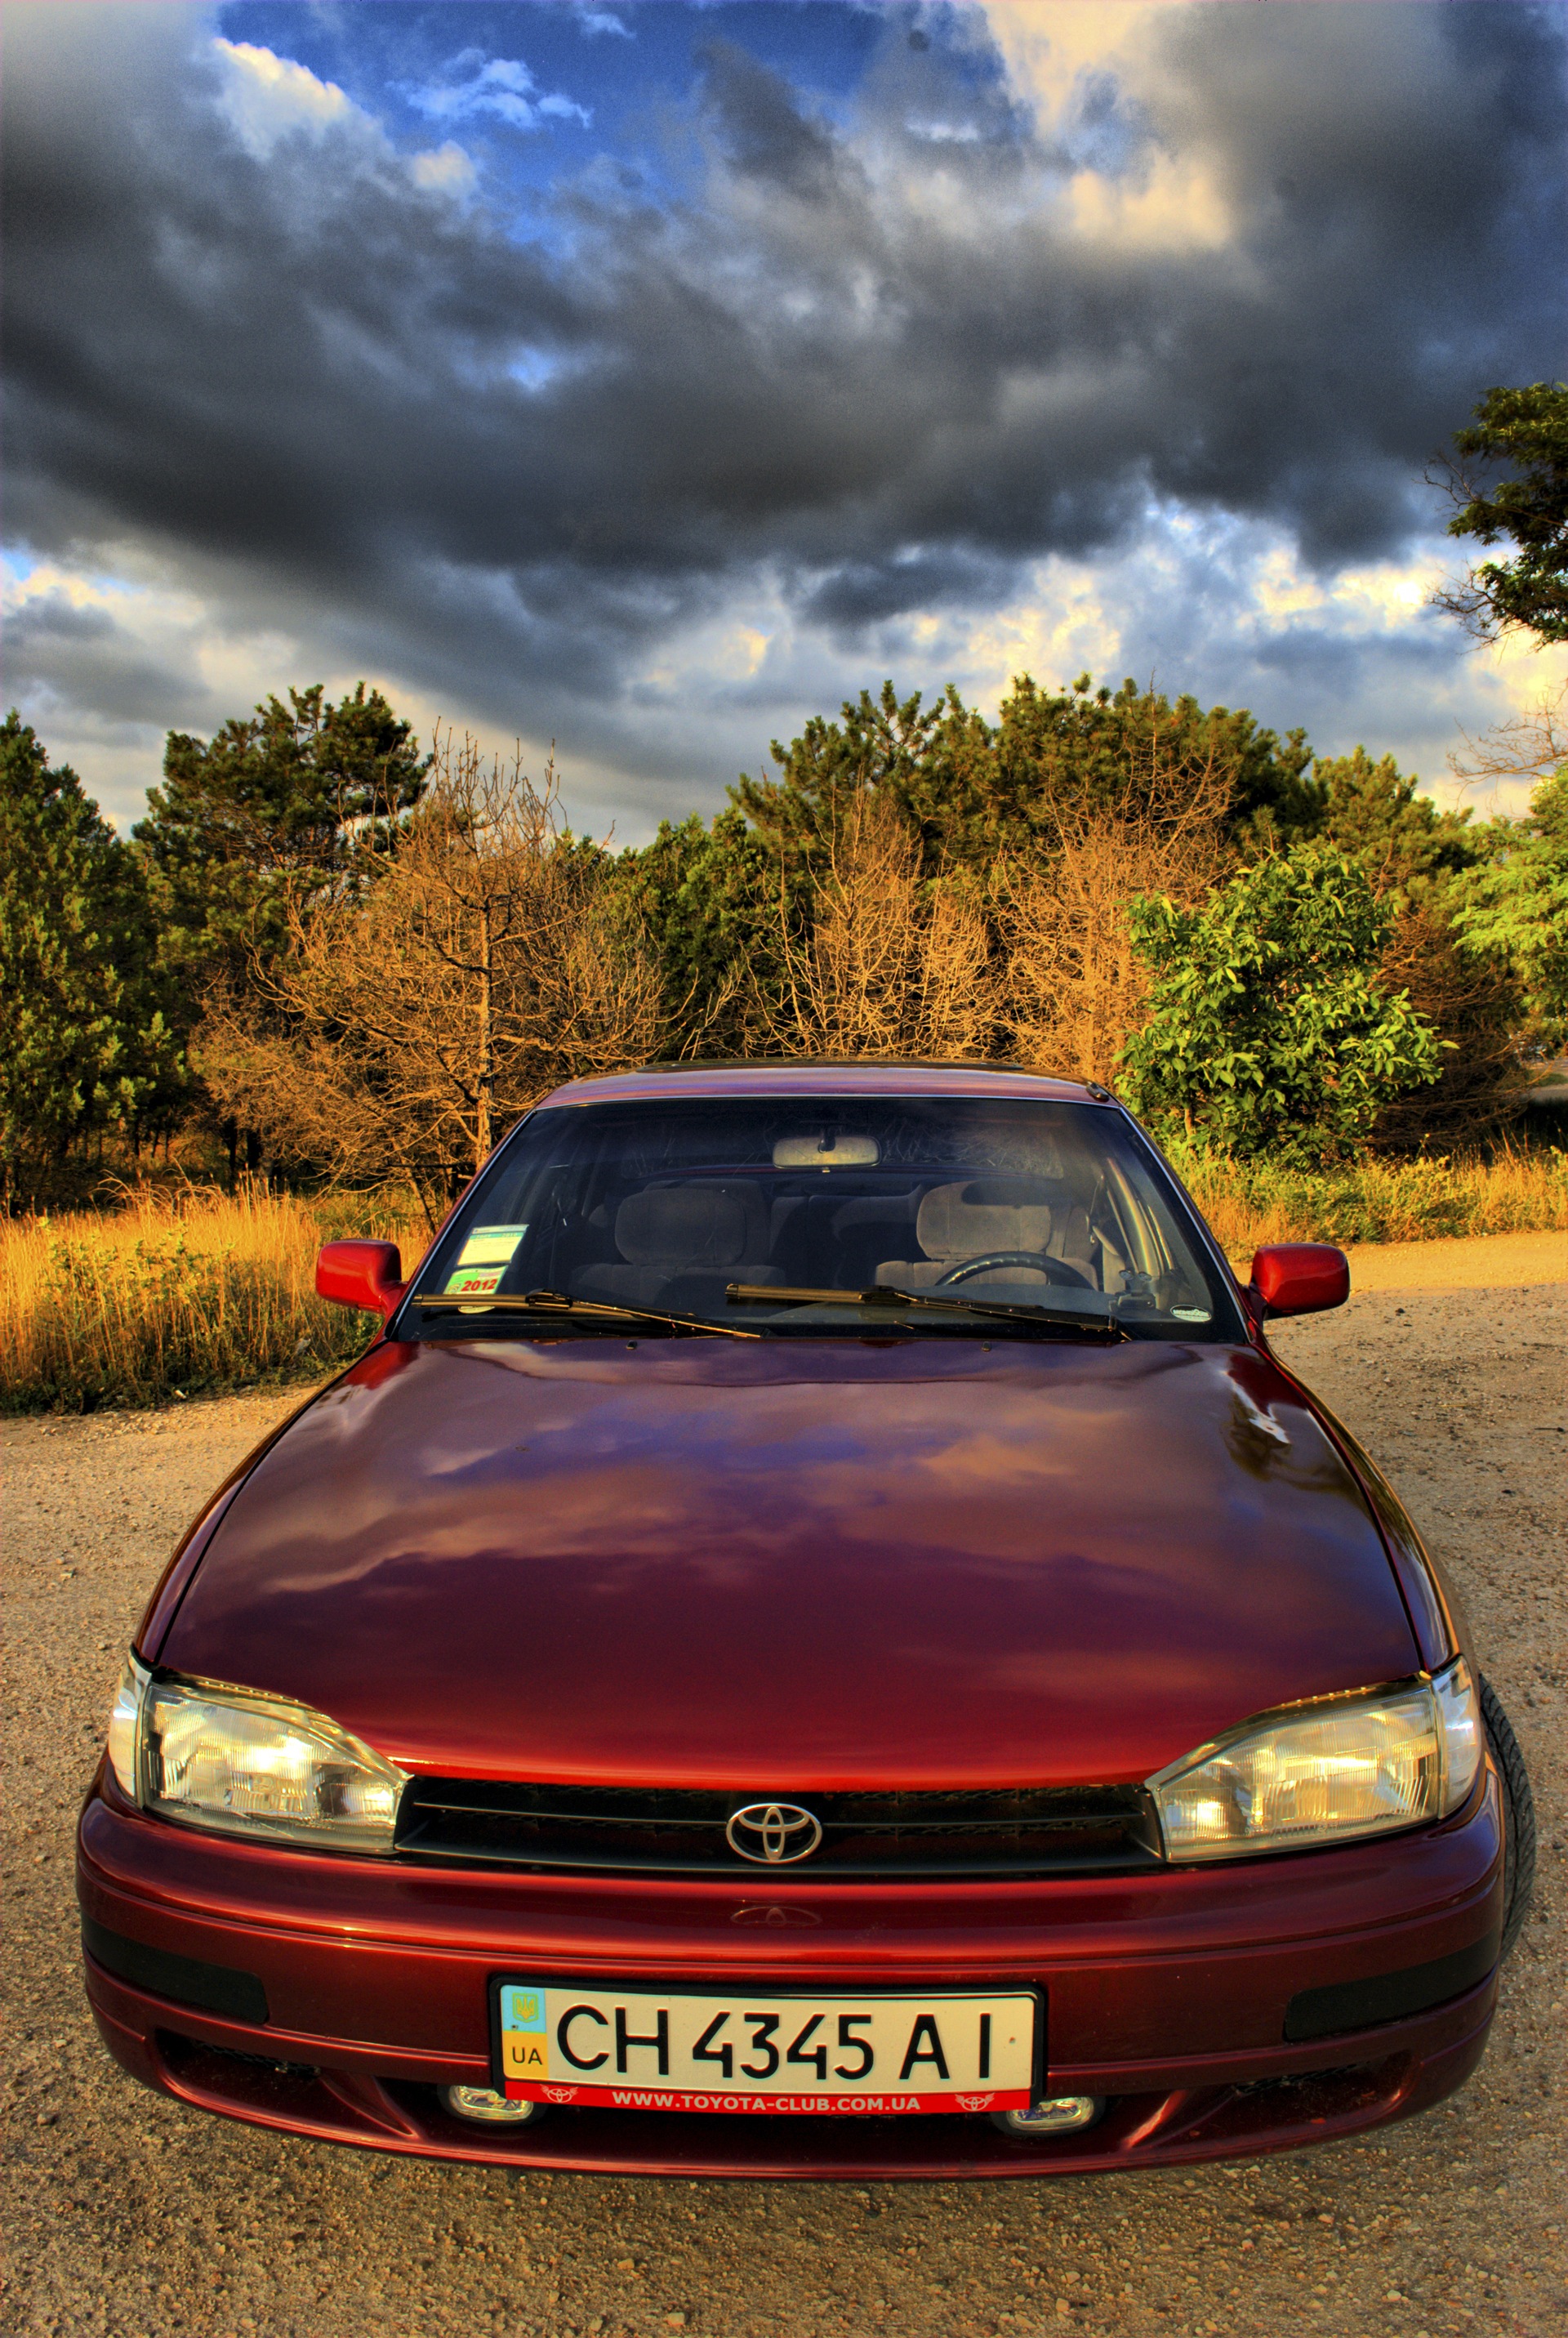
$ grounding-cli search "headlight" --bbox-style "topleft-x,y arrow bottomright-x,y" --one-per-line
104,1657 -> 408,1854
1149,1659 -> 1484,1862
107,1654 -> 149,1800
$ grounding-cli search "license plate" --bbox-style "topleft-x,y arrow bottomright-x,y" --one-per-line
491,1979 -> 1039,2115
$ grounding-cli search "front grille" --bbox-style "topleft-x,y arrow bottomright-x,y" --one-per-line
394,1780 -> 1161,1877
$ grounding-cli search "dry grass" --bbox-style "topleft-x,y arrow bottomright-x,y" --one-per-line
1176,1141 -> 1568,1255
3,1148 -> 1565,1412
0,1185 -> 427,1413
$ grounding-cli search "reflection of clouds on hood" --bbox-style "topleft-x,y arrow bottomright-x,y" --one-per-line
171,1332 -> 1416,1778
3,2 -> 1565,830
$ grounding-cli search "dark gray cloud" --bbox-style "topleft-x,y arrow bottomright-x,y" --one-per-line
9,593 -> 117,649
697,37 -> 842,194
5,586 -> 201,729
2,0 -> 1564,776
800,544 -> 1027,631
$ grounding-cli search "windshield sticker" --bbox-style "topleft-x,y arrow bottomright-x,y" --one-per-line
455,1224 -> 529,1268
444,1225 -> 529,1298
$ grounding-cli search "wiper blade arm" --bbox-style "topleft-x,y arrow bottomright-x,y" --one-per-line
725,1283 -> 1123,1340
412,1290 -> 762,1341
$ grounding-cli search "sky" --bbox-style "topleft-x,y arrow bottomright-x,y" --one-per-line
4,0 -> 1566,840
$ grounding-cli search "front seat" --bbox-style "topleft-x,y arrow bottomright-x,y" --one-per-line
576,1182 -> 778,1308
875,1177 -> 1060,1290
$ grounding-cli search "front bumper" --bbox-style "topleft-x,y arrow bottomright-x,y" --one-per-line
78,1767 -> 1504,2180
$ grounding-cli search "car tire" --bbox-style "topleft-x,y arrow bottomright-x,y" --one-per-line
1479,1675 -> 1536,1960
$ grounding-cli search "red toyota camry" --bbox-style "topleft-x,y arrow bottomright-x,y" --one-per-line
78,1062 -> 1535,2180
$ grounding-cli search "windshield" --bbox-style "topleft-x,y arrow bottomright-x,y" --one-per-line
400,1093 -> 1242,1342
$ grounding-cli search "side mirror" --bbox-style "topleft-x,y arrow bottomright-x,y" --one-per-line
316,1240 -> 406,1320
1250,1242 -> 1350,1318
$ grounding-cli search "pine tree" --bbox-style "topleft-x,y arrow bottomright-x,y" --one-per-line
133,683 -> 430,989
618,808 -> 802,1053
1453,769 -> 1568,1049
132,683 -> 430,1181
0,714 -> 181,1202
735,674 -> 1321,878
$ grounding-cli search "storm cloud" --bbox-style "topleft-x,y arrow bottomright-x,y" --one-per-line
3,1 -> 1565,820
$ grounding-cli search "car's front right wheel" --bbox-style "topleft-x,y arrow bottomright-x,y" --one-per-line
1480,1675 -> 1536,1958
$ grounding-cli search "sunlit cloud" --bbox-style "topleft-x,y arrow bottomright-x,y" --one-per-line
212,38 -> 357,159
409,141 -> 479,199
984,0 -> 1238,252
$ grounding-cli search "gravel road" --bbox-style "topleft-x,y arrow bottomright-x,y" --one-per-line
4,1279 -> 1564,2338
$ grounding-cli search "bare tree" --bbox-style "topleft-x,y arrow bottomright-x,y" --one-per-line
198,735 -> 662,1220
1449,680 -> 1568,796
996,726 -> 1232,1084
1368,899 -> 1526,1152
755,790 -> 994,1060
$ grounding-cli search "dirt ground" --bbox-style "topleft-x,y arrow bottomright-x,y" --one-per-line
3,1276 -> 1564,2338
1228,1229 -> 1568,1295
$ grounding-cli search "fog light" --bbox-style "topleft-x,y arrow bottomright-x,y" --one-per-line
439,2085 -> 541,2125
993,2095 -> 1104,2136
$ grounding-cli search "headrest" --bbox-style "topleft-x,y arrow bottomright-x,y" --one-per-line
916,1178 -> 1055,1262
615,1182 -> 764,1269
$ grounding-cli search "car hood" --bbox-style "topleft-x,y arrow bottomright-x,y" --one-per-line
158,1337 -> 1419,1789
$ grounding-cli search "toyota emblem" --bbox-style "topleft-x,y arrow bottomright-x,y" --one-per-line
725,1801 -> 824,1865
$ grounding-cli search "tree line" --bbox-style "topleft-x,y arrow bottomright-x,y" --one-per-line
3,382 -> 1565,1213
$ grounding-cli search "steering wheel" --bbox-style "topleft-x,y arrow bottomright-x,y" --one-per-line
935,1250 -> 1094,1291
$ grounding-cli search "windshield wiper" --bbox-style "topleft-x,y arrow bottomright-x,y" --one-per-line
724,1283 -> 1124,1340
412,1289 -> 763,1341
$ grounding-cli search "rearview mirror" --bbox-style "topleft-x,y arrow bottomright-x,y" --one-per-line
316,1240 -> 406,1318
1250,1242 -> 1350,1318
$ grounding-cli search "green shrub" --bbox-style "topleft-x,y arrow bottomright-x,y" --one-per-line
1123,849 -> 1444,1162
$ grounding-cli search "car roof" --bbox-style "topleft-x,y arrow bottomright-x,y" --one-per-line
540,1059 -> 1108,1107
